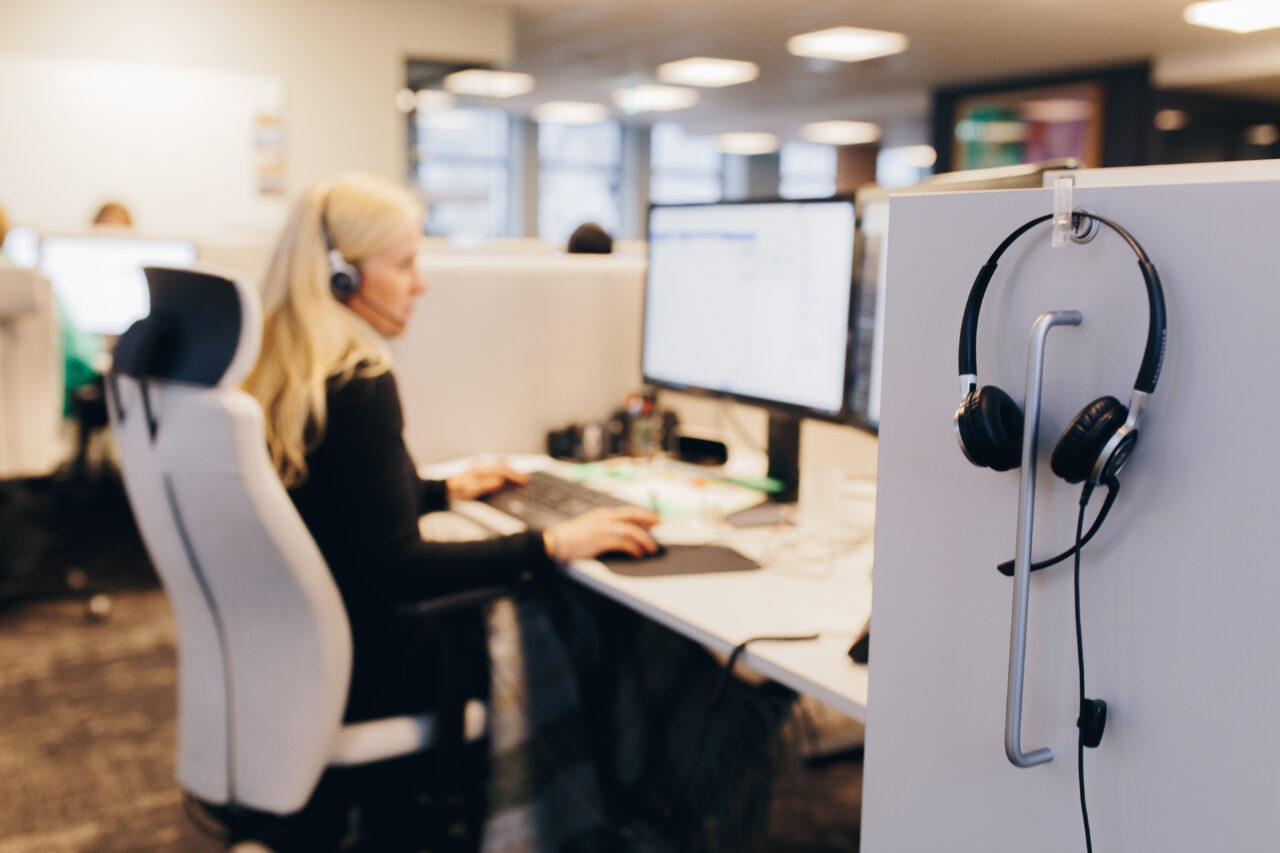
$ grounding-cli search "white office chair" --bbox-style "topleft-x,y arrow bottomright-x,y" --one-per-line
107,266 -> 484,847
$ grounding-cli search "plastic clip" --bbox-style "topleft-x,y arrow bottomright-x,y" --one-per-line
1051,175 -> 1074,248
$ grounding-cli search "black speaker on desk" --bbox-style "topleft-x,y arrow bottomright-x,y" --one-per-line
670,431 -> 728,466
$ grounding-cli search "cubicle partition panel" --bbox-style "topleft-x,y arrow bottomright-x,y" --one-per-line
391,254 -> 646,464
0,269 -> 64,477
862,179 -> 1280,850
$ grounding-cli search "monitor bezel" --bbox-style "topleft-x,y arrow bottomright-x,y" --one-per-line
641,195 -> 864,430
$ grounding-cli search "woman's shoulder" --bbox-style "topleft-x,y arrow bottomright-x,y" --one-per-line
325,366 -> 402,426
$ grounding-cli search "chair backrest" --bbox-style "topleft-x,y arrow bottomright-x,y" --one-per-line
107,266 -> 351,816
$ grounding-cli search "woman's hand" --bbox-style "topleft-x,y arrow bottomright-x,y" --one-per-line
544,506 -> 662,560
445,461 -> 528,502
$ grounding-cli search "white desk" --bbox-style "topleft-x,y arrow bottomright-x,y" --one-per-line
426,455 -> 874,722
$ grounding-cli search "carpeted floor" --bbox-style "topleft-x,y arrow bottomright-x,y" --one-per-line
0,588 -> 861,852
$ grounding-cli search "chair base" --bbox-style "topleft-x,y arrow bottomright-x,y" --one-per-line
189,743 -> 490,853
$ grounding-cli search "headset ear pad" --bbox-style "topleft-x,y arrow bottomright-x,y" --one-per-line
1051,396 -> 1128,484
958,386 -> 1024,472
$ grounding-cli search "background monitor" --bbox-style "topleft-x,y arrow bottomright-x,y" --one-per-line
2,226 -> 40,269
644,198 -> 856,418
40,235 -> 197,335
847,160 -> 1080,432
644,198 -> 857,500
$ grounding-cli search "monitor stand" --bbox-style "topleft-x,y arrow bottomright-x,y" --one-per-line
726,411 -> 801,527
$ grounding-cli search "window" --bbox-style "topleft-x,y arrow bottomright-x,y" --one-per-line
537,121 -> 623,245
779,142 -> 837,199
414,106 -> 511,240
650,121 -> 722,205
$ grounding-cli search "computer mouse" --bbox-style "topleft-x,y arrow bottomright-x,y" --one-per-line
599,542 -> 668,561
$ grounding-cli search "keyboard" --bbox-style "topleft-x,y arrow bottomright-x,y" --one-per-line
481,470 -> 635,530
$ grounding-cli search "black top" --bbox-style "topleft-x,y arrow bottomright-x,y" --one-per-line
289,369 -> 552,720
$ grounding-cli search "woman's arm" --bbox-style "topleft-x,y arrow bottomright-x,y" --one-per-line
298,370 -> 553,606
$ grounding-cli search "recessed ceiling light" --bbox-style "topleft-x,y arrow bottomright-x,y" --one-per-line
442,69 -> 535,98
1184,0 -> 1280,32
657,57 -> 759,88
715,132 -> 780,155
787,26 -> 909,63
801,120 -> 883,146
531,101 -> 609,124
415,90 -> 457,111
612,85 -> 700,114
394,88 -> 417,113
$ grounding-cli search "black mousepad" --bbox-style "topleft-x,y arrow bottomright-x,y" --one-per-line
599,544 -> 761,577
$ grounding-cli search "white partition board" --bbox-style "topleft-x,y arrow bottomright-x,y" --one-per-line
391,255 -> 645,464
862,180 -> 1280,851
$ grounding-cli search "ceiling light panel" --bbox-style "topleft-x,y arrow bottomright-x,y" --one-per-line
802,120 -> 883,145
657,57 -> 759,88
787,26 -> 909,63
531,101 -> 609,124
612,85 -> 700,113
442,69 -> 535,98
715,132 -> 780,155
1184,0 -> 1280,33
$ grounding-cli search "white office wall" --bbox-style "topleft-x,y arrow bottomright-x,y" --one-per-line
0,0 -> 512,236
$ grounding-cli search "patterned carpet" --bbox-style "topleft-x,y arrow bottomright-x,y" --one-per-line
0,588 -> 861,852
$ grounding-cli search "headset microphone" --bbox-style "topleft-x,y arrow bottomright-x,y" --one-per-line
350,290 -> 407,334
995,475 -> 1120,577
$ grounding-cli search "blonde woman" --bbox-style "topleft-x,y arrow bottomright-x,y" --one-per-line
245,173 -> 659,725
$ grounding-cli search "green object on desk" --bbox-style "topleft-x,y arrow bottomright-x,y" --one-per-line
569,463 -> 608,482
723,475 -> 785,494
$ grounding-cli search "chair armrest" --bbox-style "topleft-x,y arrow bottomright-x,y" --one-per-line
395,586 -> 508,618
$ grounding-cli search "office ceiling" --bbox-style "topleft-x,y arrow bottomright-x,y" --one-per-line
476,0 -> 1280,145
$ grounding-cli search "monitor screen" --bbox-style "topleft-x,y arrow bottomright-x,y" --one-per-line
40,235 -> 197,335
643,199 -> 856,418
848,196 -> 889,430
2,226 -> 40,269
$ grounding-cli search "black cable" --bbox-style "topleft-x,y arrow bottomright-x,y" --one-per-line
670,633 -> 820,816
1075,486 -> 1094,853
996,478 -> 1120,576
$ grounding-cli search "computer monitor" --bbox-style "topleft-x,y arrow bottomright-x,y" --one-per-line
643,198 -> 858,500
2,226 -> 40,269
847,159 -> 1081,431
40,235 -> 197,335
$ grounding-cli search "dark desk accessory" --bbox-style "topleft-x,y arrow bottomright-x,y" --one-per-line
599,543 -> 760,577
848,619 -> 870,664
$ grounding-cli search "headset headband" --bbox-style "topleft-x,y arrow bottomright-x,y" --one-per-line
957,211 -> 1167,398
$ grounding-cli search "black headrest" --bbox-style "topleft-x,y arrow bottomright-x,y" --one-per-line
113,267 -> 244,387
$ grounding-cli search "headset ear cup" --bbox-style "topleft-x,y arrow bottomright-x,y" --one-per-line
330,260 -> 362,302
959,386 -> 1024,472
1051,396 -> 1128,484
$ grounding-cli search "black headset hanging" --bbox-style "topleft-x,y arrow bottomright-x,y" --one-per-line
955,210 -> 1167,489
955,210 -> 1168,853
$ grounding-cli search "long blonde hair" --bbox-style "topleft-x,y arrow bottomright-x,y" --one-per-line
244,172 -> 423,487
